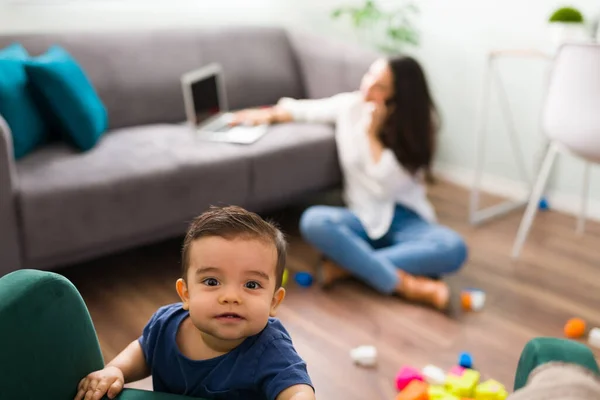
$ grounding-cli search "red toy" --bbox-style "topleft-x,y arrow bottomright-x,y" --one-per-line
395,366 -> 425,391
396,380 -> 428,400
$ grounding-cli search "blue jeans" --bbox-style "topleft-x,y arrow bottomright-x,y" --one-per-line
299,204 -> 468,294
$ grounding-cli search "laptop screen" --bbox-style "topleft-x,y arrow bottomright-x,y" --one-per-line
191,74 -> 220,126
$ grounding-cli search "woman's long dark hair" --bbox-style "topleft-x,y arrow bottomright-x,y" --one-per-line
380,56 -> 439,183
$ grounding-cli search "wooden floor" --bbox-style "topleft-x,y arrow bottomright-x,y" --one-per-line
61,181 -> 600,399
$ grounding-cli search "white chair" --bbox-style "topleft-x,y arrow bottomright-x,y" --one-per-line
512,43 -> 600,259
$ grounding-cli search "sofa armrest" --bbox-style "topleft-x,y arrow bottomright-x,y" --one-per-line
0,115 -> 22,275
287,28 -> 380,99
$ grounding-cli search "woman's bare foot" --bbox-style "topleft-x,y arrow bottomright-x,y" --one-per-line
395,271 -> 450,310
316,258 -> 351,288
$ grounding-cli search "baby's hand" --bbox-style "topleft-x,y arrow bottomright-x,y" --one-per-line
74,365 -> 124,400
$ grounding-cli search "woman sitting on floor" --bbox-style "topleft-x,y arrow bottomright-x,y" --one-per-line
231,55 -> 468,311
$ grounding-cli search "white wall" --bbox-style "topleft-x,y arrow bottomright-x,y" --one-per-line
407,0 -> 600,221
2,0 -> 600,219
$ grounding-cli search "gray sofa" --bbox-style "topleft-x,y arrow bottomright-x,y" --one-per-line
0,26 -> 377,276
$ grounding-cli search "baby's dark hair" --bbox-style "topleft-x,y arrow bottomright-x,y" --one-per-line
181,205 -> 287,288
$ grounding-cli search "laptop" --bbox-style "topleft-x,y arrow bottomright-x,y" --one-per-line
181,63 -> 268,144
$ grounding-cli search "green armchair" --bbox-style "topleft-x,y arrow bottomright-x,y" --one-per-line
0,269 -> 597,399
0,269 -> 193,400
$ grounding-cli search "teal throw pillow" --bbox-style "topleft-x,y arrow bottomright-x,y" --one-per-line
0,43 -> 49,159
24,46 -> 108,151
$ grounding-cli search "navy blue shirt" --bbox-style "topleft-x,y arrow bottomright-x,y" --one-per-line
138,303 -> 313,400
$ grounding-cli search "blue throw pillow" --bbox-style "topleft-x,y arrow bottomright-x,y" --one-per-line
24,46 -> 108,151
0,43 -> 49,159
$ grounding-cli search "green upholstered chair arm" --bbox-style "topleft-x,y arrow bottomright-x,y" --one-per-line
0,269 -> 200,400
514,337 -> 600,391
0,269 -> 104,399
112,388 -> 197,400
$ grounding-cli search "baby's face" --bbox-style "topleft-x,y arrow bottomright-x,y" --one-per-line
179,236 -> 284,343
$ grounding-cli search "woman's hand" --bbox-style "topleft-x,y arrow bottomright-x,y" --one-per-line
230,108 -> 275,126
367,101 -> 392,139
230,106 -> 293,126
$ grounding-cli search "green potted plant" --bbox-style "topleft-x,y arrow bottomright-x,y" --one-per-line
331,0 -> 419,54
547,6 -> 587,47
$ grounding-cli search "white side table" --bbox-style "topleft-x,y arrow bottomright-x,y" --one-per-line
469,48 -> 554,226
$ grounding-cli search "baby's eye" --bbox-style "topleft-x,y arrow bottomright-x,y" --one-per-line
202,278 -> 220,287
245,281 -> 262,290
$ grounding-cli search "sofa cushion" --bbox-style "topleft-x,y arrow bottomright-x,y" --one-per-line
24,45 -> 108,151
0,43 -> 49,159
245,123 -> 341,209
16,125 -> 252,264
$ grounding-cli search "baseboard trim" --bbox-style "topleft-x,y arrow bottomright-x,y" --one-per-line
434,163 -> 600,223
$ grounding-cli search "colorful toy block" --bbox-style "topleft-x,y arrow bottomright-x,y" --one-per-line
448,365 -> 466,377
589,327 -> 600,349
294,272 -> 313,287
428,385 -> 451,400
445,369 -> 480,398
475,379 -> 508,400
422,364 -> 447,385
349,345 -> 377,367
461,289 -> 486,311
564,317 -> 586,339
395,366 -> 424,391
396,380 -> 428,400
458,351 -> 473,368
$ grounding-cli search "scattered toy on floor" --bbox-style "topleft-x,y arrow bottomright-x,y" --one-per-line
446,368 -> 480,398
458,352 -> 473,369
564,317 -> 586,339
349,345 -> 377,367
589,327 -> 600,349
475,379 -> 508,400
294,271 -> 313,287
448,365 -> 466,377
422,364 -> 446,385
461,288 -> 486,311
393,352 -> 509,400
395,380 -> 428,400
282,269 -> 289,287
396,366 -> 425,391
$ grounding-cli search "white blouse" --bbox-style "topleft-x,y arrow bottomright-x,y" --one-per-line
278,91 -> 436,240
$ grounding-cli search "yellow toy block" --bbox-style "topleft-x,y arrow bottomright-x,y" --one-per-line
429,385 -> 448,400
445,369 -> 480,398
428,385 -> 462,400
475,379 -> 508,400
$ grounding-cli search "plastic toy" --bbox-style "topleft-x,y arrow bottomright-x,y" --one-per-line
422,364 -> 446,385
396,380 -> 428,400
564,317 -> 586,338
458,352 -> 473,368
294,272 -> 313,287
395,366 -> 424,391
349,345 -> 377,367
445,369 -> 480,398
282,269 -> 289,287
428,385 -> 461,400
475,379 -> 507,400
589,327 -> 600,349
461,289 -> 486,311
448,365 -> 466,377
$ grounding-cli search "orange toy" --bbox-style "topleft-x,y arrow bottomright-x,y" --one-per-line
564,318 -> 586,339
396,380 -> 428,400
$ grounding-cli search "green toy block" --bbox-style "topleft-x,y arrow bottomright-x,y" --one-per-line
475,379 -> 508,400
445,368 -> 480,398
